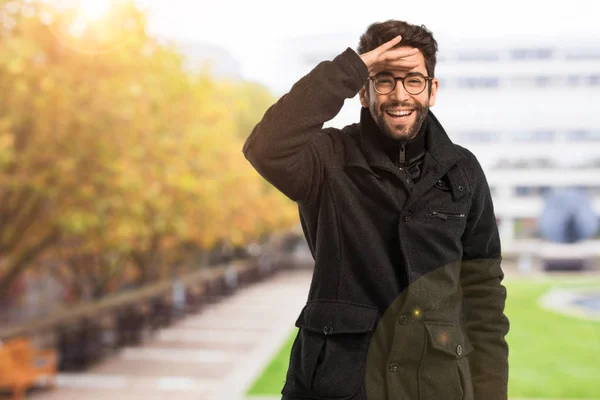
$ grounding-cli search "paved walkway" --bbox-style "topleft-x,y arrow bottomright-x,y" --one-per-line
27,268 -> 313,400
15,261 -> 599,400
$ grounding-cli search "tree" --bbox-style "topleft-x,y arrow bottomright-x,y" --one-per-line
0,0 -> 299,300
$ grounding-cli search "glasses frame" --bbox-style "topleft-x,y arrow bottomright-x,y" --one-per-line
368,72 -> 434,95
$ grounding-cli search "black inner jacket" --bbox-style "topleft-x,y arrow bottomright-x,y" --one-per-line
361,107 -> 427,182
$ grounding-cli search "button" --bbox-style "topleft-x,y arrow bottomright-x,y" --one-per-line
406,178 -> 411,184
388,362 -> 399,372
323,325 -> 333,335
436,180 -> 450,191
398,314 -> 409,324
403,212 -> 411,222
399,167 -> 404,171
458,185 -> 464,191
456,344 -> 463,356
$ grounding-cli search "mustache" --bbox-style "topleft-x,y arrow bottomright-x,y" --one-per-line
379,101 -> 426,111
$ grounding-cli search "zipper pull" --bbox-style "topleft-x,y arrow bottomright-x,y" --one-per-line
399,142 -> 406,165
430,211 -> 448,220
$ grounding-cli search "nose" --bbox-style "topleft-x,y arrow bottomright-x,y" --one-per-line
389,80 -> 411,102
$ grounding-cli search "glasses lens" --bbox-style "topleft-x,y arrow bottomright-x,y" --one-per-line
404,75 -> 426,95
373,74 -> 428,95
374,75 -> 395,94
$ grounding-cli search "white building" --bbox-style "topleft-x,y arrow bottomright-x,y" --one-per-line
271,33 -> 600,251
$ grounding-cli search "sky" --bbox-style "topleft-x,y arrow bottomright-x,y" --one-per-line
136,0 -> 600,45
131,0 -> 600,87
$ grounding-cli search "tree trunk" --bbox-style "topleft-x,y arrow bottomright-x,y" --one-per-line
0,229 -> 59,299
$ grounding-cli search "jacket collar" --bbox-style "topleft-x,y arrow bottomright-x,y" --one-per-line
359,107 -> 427,167
349,107 -> 464,175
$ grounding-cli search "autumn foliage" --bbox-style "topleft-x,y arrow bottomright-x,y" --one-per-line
0,0 -> 298,300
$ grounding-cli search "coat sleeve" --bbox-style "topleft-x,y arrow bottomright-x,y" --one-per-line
459,151 -> 510,400
242,48 -> 368,204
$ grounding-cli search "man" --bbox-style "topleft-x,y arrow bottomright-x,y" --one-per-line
243,20 -> 509,400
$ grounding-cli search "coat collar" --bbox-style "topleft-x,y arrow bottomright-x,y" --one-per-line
359,107 -> 427,168
348,107 -> 465,176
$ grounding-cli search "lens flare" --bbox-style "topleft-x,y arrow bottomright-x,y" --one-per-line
80,0 -> 112,21
41,0 -> 138,55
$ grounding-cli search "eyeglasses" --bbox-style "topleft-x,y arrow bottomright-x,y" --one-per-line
368,72 -> 433,95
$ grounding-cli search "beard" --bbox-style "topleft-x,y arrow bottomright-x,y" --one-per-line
370,98 -> 429,141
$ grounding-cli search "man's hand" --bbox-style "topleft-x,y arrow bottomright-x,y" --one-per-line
359,35 -> 420,76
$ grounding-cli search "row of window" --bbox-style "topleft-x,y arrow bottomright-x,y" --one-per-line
438,48 -> 600,62
440,75 -> 600,89
508,217 -> 600,240
495,217 -> 600,239
454,130 -> 600,143
517,186 -> 600,196
489,186 -> 600,198
302,47 -> 600,67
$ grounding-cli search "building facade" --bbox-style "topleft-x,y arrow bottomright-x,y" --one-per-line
272,33 -> 600,250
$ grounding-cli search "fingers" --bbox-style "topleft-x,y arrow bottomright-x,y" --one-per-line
370,63 -> 420,76
376,35 -> 403,53
370,49 -> 420,75
379,58 -> 420,71
382,47 -> 420,60
362,36 -> 421,75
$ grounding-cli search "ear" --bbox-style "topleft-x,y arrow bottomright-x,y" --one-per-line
428,78 -> 439,107
359,86 -> 369,108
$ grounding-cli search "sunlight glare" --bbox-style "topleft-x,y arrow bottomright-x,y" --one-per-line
80,0 -> 112,21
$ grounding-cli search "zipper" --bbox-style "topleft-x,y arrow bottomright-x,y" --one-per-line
430,210 -> 466,220
399,142 -> 406,165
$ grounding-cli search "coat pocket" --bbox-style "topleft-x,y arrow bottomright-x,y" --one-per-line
282,300 -> 379,400
420,323 -> 474,400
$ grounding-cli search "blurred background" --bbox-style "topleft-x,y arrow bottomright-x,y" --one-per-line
0,0 -> 598,399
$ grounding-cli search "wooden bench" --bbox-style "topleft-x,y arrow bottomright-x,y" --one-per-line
0,338 -> 57,399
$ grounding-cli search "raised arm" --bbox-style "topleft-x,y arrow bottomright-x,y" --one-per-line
243,36 -> 418,203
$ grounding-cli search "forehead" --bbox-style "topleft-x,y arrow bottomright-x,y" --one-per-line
384,45 -> 427,75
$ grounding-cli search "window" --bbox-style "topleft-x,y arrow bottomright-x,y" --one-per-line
456,51 -> 499,62
567,75 -> 584,87
511,75 -> 569,88
515,186 -> 531,197
515,186 -> 551,197
565,49 -> 600,60
513,130 -> 555,142
457,77 -> 499,88
457,131 -> 499,142
588,75 -> 600,86
511,48 -> 554,60
567,130 -> 600,141
534,76 -> 552,87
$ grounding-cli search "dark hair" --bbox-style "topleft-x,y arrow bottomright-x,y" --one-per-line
357,20 -> 438,78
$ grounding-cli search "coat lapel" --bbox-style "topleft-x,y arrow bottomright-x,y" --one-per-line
344,108 -> 469,208
403,112 -> 468,210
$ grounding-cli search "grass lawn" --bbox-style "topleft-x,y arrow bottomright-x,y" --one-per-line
246,277 -> 600,398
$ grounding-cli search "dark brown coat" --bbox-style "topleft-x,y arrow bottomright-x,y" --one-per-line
243,48 -> 509,400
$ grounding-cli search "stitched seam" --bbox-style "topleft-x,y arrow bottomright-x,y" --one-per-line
327,184 -> 344,300
305,299 -> 378,310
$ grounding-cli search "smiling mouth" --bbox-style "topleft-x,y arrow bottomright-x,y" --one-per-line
385,109 -> 414,120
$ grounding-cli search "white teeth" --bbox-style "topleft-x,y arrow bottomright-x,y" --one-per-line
387,109 -> 413,116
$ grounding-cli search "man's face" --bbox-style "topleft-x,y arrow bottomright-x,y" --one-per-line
359,46 -> 439,141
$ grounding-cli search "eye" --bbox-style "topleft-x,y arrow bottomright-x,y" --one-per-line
406,77 -> 424,86
376,77 -> 394,85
